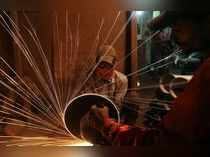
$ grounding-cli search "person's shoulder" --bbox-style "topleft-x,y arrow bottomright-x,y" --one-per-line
114,70 -> 128,82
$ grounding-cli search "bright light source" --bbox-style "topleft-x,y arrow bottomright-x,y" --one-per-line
137,82 -> 141,87
153,11 -> 160,18
70,142 -> 93,146
136,11 -> 144,16
67,141 -> 93,146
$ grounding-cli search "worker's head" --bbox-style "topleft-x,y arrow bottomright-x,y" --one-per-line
148,11 -> 210,52
95,45 -> 116,81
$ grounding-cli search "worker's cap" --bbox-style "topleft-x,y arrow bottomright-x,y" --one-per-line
97,45 -> 116,65
147,11 -> 210,31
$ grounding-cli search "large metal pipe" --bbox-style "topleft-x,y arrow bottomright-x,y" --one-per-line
169,75 -> 192,98
159,74 -> 176,94
159,73 -> 192,98
63,93 -> 120,140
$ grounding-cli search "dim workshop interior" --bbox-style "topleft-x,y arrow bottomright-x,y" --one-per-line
0,10 -> 209,146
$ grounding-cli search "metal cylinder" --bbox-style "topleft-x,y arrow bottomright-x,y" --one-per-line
63,93 -> 120,139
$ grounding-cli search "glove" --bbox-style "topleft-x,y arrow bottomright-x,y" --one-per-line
89,105 -> 110,131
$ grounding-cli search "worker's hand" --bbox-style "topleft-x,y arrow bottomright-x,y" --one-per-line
89,105 -> 110,131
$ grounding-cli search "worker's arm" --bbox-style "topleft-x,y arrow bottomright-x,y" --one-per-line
114,74 -> 128,108
162,58 -> 210,143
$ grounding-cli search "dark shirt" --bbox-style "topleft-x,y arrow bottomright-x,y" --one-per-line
106,57 -> 210,145
163,57 -> 210,143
